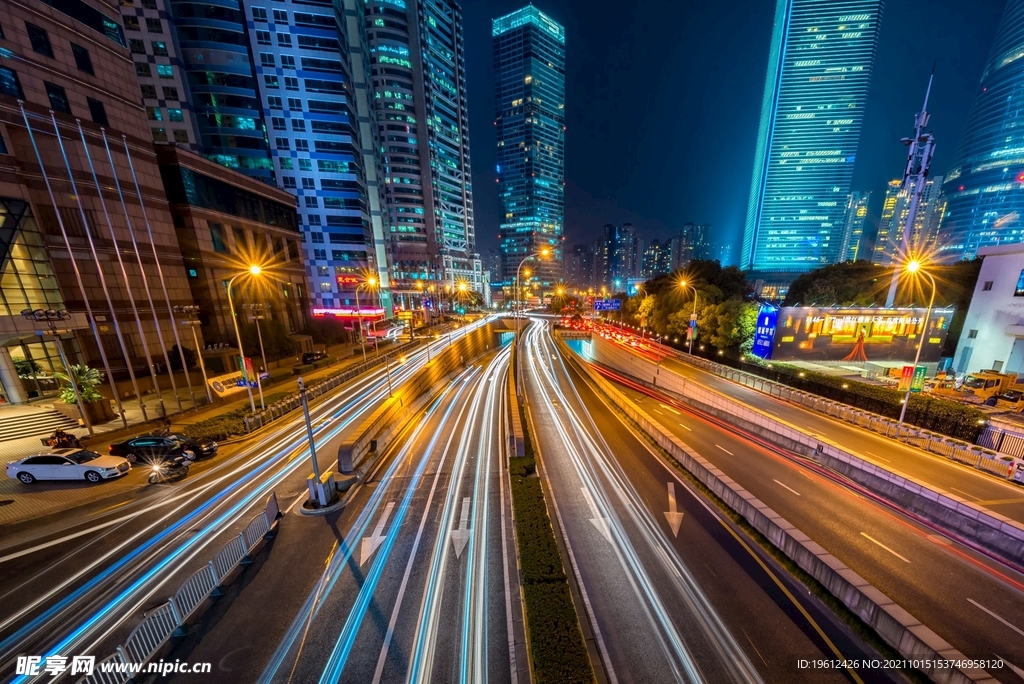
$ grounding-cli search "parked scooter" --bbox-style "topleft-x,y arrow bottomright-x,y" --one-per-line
147,454 -> 191,484
42,429 -> 82,449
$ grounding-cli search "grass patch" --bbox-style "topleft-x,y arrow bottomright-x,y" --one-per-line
508,391 -> 593,683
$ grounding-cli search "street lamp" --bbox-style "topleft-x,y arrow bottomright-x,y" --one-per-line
22,308 -> 93,436
679,279 -> 699,355
227,264 -> 262,413
897,259 -> 937,428
244,303 -> 267,411
513,248 -> 550,398
173,305 -> 213,405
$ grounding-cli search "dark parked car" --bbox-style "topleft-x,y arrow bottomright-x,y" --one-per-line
302,350 -> 328,364
108,433 -> 218,463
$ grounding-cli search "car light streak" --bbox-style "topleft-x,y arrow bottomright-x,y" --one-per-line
524,320 -> 763,683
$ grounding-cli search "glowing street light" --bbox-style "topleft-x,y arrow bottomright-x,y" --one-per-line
227,264 -> 264,413
679,279 -> 699,355
898,258 -> 936,428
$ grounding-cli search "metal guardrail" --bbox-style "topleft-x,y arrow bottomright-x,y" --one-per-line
243,341 -> 417,433
78,492 -> 280,684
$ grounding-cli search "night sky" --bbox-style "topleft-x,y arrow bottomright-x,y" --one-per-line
460,0 -> 1007,262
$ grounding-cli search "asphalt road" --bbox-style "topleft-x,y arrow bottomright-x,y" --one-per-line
625,333 -> 1024,524
572,331 -> 1024,683
0,322 -> 496,683
523,320 -> 893,684
162,347 -> 521,684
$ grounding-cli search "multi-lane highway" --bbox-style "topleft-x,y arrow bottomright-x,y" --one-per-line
0,321 -> 503,683
571,326 -> 1024,682
521,319 -> 893,684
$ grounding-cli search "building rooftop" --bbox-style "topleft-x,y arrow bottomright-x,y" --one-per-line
492,5 -> 565,43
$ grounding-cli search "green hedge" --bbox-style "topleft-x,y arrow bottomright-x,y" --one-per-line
292,363 -> 314,376
509,400 -> 593,683
266,370 -> 294,385
179,393 -> 290,442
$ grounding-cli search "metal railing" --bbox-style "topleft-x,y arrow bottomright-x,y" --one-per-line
77,493 -> 280,684
243,341 -> 417,433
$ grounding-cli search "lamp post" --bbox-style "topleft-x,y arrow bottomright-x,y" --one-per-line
244,303 -> 267,411
679,279 -> 699,355
22,309 -> 93,436
227,265 -> 262,414
364,276 -> 381,354
897,260 -> 937,428
172,305 -> 213,405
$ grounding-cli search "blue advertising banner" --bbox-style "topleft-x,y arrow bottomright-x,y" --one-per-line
752,304 -> 779,360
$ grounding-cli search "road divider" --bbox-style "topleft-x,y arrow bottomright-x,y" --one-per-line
589,334 -> 1024,569
557,334 -> 995,684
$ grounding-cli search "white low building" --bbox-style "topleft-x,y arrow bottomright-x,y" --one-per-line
953,243 -> 1024,375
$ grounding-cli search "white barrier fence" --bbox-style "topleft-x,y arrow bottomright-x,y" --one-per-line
77,493 -> 280,684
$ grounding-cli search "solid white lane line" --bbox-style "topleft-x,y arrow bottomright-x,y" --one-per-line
678,422 -> 691,431
995,655 -> 1024,680
949,487 -> 981,501
772,480 -> 801,496
968,599 -> 1024,638
715,444 -> 734,456
860,532 -> 911,563
659,403 -> 681,415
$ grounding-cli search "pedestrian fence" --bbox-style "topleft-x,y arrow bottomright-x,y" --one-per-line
243,341 -> 417,433
77,492 -> 280,684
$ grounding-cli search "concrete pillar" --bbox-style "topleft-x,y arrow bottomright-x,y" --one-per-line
0,346 -> 29,404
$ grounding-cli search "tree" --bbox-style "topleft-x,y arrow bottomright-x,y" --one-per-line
240,319 -> 300,362
168,344 -> 198,372
669,300 -> 758,353
14,358 -> 42,377
55,364 -> 104,404
784,261 -> 885,306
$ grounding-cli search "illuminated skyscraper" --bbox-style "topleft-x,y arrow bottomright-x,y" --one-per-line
365,0 -> 482,294
741,0 -> 883,275
872,176 -> 944,265
840,191 -> 870,261
493,5 -> 565,286
940,0 -> 1024,260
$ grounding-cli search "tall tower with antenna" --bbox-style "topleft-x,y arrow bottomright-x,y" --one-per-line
885,70 -> 937,307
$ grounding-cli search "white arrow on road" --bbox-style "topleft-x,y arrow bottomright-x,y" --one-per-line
581,487 -> 612,543
451,497 -> 471,559
664,482 -> 684,537
361,502 -> 395,566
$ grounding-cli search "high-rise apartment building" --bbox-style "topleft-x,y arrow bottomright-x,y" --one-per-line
365,0 -> 482,294
158,0 -> 391,310
564,243 -> 595,289
873,176 -> 944,266
940,0 -> 1024,260
641,240 -> 672,279
742,0 -> 883,274
593,223 -> 640,289
840,191 -> 870,261
493,5 -> 565,287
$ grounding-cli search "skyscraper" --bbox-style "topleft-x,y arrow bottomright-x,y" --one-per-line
940,0 -> 1024,260
493,5 -> 566,286
840,191 -> 870,261
564,243 -> 595,288
641,240 -> 672,279
365,0 -> 482,294
162,0 -> 391,310
741,0 -> 883,275
873,177 -> 944,265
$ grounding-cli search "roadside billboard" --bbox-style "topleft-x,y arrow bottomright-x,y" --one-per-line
766,306 -> 954,363
751,304 -> 779,360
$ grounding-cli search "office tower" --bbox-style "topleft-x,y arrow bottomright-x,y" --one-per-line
717,242 -> 733,266
840,191 -> 870,261
564,243 -> 595,289
365,0 -> 482,294
619,222 -> 640,280
741,0 -> 883,274
940,0 -> 1024,260
0,0 -> 200,409
641,240 -> 672,279
162,0 -> 390,310
493,5 -> 566,286
593,223 -> 641,288
694,223 -> 713,260
873,177 -> 944,265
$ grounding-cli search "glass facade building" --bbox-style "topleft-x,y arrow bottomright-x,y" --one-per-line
741,0 -> 883,274
939,0 -> 1024,260
161,0 -> 390,309
493,5 -> 565,286
365,0 -> 482,294
839,191 -> 870,261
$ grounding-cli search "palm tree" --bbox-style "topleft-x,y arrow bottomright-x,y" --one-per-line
55,364 -> 104,404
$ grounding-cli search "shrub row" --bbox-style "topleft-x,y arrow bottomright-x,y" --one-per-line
509,399 -> 593,683
180,392 -> 291,441
738,360 -> 986,442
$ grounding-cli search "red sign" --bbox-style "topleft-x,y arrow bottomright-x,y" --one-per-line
336,275 -> 359,286
898,365 -> 914,391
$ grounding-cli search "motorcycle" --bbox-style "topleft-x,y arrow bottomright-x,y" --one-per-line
147,455 -> 191,484
42,430 -> 82,449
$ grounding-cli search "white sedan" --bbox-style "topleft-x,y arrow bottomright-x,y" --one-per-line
6,449 -> 131,484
